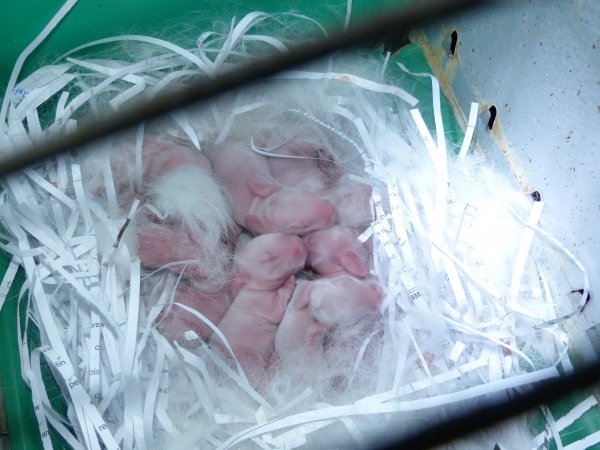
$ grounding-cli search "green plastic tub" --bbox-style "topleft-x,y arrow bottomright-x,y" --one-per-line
0,1 -> 598,449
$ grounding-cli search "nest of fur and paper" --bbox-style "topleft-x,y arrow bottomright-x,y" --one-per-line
0,12 -> 589,450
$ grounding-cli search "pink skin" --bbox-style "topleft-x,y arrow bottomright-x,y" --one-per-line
306,276 -> 383,327
325,179 -> 373,229
210,233 -> 307,390
137,217 -> 209,278
266,144 -> 336,195
275,276 -> 384,377
246,187 -> 337,236
229,233 -> 307,295
208,140 -> 336,235
108,138 -> 219,276
265,144 -> 372,228
273,281 -> 329,376
109,137 -> 212,199
302,225 -> 371,278
128,139 -> 234,281
136,209 -> 233,282
141,138 -> 213,180
155,282 -> 232,345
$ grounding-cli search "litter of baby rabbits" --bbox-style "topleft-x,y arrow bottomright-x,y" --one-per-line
0,8 -> 592,450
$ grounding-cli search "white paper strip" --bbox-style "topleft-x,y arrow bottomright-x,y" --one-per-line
564,430 -> 600,450
0,257 -> 19,312
275,70 -> 418,106
41,346 -> 120,450
533,395 -> 599,447
217,367 -> 560,449
509,201 -> 544,315
1,0 -> 77,127
458,102 -> 479,160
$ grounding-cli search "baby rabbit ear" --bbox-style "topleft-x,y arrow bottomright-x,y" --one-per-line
292,281 -> 312,310
339,252 -> 370,278
245,214 -> 267,234
248,179 -> 280,198
276,275 -> 296,309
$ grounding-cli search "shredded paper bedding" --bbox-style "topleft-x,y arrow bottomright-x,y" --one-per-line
0,7 -> 594,450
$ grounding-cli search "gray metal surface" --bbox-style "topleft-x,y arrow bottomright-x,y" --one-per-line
420,0 -> 600,361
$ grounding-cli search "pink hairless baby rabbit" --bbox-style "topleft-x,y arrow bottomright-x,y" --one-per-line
267,143 -> 372,229
302,225 -> 371,278
208,140 -> 336,235
128,138 -> 233,284
262,142 -> 373,229
210,233 -> 307,390
266,143 -> 339,195
138,138 -> 232,245
137,214 -> 216,279
155,281 -> 232,345
275,276 -> 383,379
324,177 -> 373,229
141,137 -> 213,180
